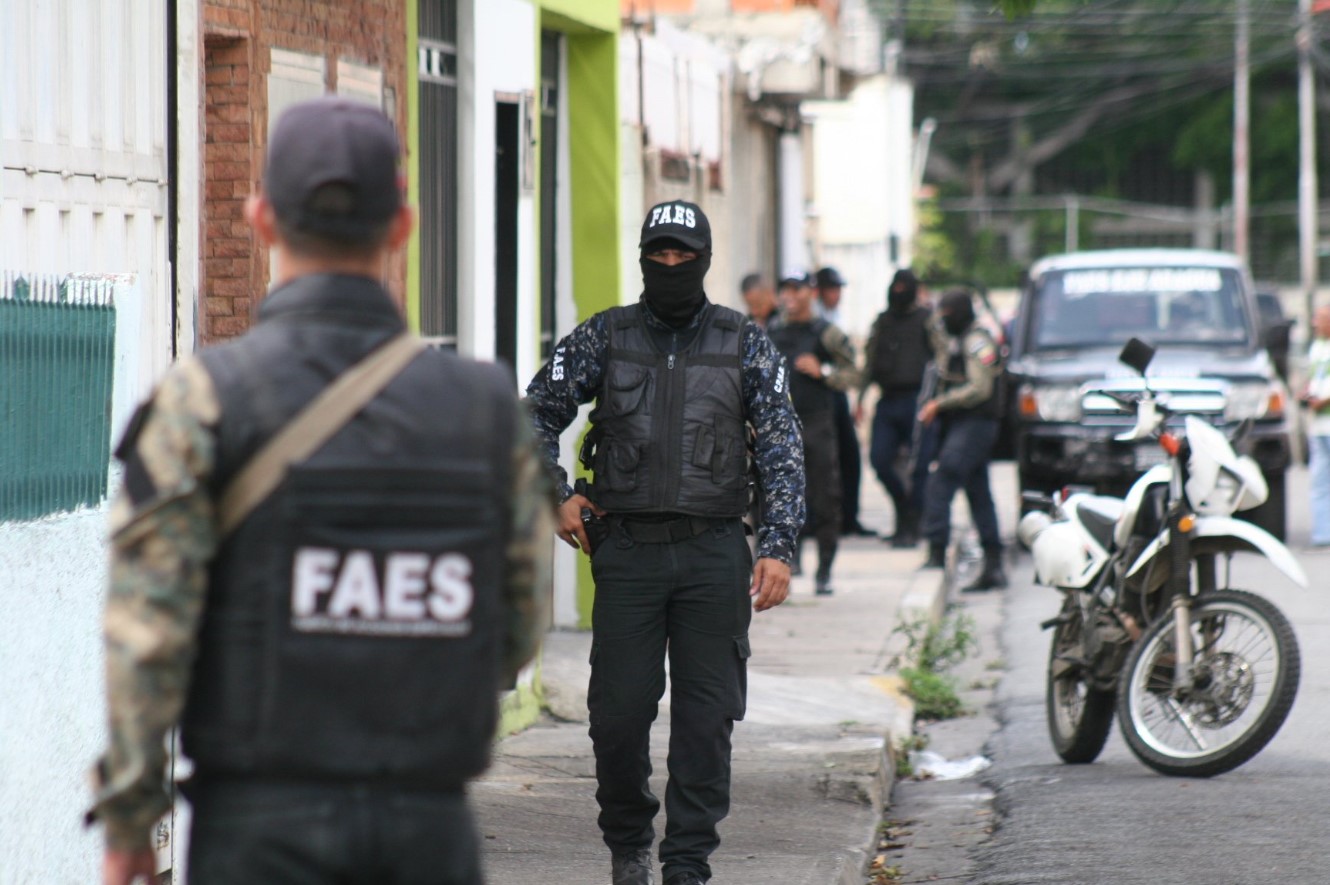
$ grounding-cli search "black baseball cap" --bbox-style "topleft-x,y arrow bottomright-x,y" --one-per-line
640,200 -> 711,251
264,96 -> 402,241
815,266 -> 846,288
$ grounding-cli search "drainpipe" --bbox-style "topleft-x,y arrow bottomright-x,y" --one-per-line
778,124 -> 807,275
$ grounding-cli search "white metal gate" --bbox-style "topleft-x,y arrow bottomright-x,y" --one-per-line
1,0 -> 173,391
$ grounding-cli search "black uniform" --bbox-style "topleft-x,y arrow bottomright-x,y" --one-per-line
767,317 -> 857,588
525,298 -> 804,883
862,302 -> 933,543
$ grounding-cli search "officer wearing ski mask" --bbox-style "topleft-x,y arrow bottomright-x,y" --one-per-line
859,269 -> 933,548
524,200 -> 805,885
917,288 -> 1006,591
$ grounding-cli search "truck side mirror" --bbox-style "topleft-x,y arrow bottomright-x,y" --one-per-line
1119,337 -> 1155,376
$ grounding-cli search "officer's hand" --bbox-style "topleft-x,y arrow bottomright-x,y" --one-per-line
918,400 -> 939,426
103,848 -> 156,885
793,353 -> 822,378
750,558 -> 791,612
557,494 -> 604,555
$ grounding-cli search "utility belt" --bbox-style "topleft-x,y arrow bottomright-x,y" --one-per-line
611,513 -> 740,544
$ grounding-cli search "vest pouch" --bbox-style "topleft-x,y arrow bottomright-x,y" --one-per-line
692,415 -> 748,491
595,438 -> 644,492
261,465 -> 503,780
605,366 -> 651,417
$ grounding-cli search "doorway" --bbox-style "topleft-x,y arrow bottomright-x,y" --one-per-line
494,100 -> 520,370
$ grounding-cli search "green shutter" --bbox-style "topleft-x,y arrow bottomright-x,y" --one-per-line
0,274 -> 117,521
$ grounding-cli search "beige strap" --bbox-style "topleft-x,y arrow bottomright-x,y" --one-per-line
217,333 -> 426,537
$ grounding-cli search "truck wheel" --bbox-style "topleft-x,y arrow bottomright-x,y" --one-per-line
1243,471 -> 1287,542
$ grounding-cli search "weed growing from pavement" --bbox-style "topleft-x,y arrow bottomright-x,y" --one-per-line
891,610 -> 979,721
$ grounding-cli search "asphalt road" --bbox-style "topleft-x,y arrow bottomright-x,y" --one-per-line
882,463 -> 1330,885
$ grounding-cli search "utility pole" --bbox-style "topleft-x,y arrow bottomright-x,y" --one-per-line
1300,0 -> 1319,324
1234,0 -> 1250,262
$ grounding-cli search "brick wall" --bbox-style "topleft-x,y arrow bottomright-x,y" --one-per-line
200,0 -> 408,343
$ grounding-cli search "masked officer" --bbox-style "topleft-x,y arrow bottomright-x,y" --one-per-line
524,200 -> 805,885
88,97 -> 553,885
770,274 -> 858,595
859,269 -> 932,547
917,288 -> 1007,591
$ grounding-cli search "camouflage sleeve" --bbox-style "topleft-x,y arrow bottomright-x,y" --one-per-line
819,322 -> 860,392
523,314 -> 609,502
934,330 -> 998,412
88,357 -> 220,852
859,317 -> 880,398
502,405 -> 556,684
741,322 -> 807,563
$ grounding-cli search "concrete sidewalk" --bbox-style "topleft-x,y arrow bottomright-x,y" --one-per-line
473,484 -> 948,885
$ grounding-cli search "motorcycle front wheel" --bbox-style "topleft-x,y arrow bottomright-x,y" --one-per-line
1046,599 -> 1116,764
1117,590 -> 1300,778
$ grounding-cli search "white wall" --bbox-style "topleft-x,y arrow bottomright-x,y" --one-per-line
806,74 -> 916,339
457,0 -> 538,372
0,509 -> 111,883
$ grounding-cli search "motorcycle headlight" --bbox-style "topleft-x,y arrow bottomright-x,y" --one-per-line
1225,382 -> 1275,422
1032,384 -> 1082,422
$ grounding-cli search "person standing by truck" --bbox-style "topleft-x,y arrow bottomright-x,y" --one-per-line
917,288 -> 1006,591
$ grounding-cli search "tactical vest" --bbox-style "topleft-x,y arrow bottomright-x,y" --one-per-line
768,318 -> 837,416
586,303 -> 748,516
181,275 -> 513,791
869,307 -> 931,393
941,327 -> 1001,420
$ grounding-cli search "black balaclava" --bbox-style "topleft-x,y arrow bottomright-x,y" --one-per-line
641,238 -> 711,328
888,269 -> 919,315
939,289 -> 976,337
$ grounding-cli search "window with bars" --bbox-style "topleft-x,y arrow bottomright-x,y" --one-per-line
419,0 -> 459,348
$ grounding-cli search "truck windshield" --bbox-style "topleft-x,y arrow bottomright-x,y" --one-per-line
1030,267 -> 1251,350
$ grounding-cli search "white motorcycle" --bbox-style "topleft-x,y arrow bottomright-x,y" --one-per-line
1018,338 -> 1307,777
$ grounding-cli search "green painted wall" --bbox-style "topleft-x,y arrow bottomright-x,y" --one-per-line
539,1 -> 619,628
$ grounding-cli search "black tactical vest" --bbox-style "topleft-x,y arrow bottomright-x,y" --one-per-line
941,327 -> 1001,420
181,275 -> 513,791
587,303 -> 748,516
869,307 -> 931,393
768,318 -> 836,417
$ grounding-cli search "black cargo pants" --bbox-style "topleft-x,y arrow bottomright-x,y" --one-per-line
588,515 -> 753,883
185,779 -> 482,884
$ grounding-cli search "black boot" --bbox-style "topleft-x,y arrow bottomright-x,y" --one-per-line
920,542 -> 946,570
815,541 -> 836,595
962,548 -> 1008,592
611,848 -> 654,885
890,509 -> 920,549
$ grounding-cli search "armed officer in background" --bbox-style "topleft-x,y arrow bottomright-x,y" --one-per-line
859,269 -> 932,548
917,288 -> 1007,591
524,200 -> 804,885
770,274 -> 858,596
89,97 -> 552,885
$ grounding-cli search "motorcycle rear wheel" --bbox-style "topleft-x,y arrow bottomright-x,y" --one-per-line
1046,600 -> 1116,764
1117,590 -> 1300,778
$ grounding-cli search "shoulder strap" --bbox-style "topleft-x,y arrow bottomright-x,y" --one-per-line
216,333 -> 425,537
